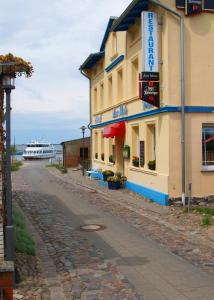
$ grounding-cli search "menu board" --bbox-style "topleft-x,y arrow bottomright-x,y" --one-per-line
140,141 -> 145,167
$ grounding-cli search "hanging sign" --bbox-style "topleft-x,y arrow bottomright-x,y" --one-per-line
139,72 -> 160,108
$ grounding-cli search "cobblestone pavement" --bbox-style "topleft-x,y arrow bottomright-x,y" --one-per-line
13,164 -> 143,300
12,162 -> 214,300
48,167 -> 214,275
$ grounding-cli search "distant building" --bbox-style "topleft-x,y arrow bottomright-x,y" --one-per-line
80,0 -> 214,206
61,137 -> 91,168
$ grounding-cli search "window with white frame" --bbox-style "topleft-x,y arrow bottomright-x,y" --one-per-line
202,125 -> 214,170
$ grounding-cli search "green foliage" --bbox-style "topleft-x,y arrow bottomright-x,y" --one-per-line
102,170 -> 114,176
11,160 -> 22,171
148,160 -> 156,170
10,145 -> 16,155
0,53 -> 33,77
46,163 -> 67,174
201,215 -> 213,227
195,207 -> 214,216
13,205 -> 35,256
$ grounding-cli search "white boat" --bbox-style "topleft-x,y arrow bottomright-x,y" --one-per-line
22,141 -> 56,160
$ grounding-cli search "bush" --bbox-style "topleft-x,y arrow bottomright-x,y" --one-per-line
201,215 -> 213,227
13,205 -> 35,256
109,155 -> 115,163
11,160 -> 23,172
102,170 -> 114,176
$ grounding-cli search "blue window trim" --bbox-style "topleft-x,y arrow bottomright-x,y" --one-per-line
91,106 -> 214,129
105,55 -> 124,73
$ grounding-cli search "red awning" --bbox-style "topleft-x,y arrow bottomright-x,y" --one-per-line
103,122 -> 125,138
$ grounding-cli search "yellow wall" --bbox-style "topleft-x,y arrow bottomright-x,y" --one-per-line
85,0 -> 214,200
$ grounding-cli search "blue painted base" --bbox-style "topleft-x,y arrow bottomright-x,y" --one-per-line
125,181 -> 169,206
99,180 -> 108,188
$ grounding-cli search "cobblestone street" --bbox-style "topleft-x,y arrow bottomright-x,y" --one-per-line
13,162 -> 214,300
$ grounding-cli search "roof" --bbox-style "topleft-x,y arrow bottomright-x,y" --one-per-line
100,16 -> 118,51
79,51 -> 104,71
111,0 -> 148,32
61,136 -> 91,145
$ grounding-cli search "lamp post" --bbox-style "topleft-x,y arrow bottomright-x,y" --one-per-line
0,63 -> 15,261
80,125 -> 87,176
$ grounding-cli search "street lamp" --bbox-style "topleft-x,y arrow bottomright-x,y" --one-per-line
80,125 -> 87,176
0,63 -> 15,261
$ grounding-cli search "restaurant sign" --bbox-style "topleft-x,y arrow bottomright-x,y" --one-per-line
112,104 -> 128,119
140,12 -> 160,108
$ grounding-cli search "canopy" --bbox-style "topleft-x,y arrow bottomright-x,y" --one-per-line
103,122 -> 125,138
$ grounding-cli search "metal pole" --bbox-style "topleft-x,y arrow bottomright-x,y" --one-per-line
150,0 -> 186,206
5,89 -> 14,261
82,131 -> 85,176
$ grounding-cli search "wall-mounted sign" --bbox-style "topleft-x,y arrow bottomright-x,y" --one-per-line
139,72 -> 160,108
140,141 -> 145,167
95,115 -> 102,124
185,0 -> 202,15
176,0 -> 214,13
141,11 -> 158,73
112,104 -> 128,119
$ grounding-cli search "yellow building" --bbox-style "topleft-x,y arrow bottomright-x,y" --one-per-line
80,0 -> 214,205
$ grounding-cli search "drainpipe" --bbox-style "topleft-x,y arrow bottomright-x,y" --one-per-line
150,0 -> 186,206
79,69 -> 92,169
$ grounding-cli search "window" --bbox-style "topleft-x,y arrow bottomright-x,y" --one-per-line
112,32 -> 117,57
117,69 -> 123,103
147,124 -> 156,170
132,126 -> 139,167
94,132 -> 98,159
101,131 -> 104,161
108,76 -> 113,107
94,87 -> 98,112
202,125 -> 214,170
100,83 -> 104,110
109,138 -> 115,163
131,58 -> 139,97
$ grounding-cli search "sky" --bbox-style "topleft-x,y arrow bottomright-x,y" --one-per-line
0,0 -> 131,144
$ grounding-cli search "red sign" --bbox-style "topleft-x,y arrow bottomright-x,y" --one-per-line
139,72 -> 160,108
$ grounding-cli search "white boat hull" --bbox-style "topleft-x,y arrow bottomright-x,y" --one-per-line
23,154 -> 55,160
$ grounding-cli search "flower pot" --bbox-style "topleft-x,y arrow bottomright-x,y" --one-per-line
108,181 -> 121,190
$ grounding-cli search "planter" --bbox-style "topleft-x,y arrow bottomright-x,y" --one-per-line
133,161 -> 139,167
108,181 -> 121,190
148,165 -> 156,170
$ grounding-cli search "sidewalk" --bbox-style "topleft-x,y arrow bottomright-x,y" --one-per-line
48,167 -> 214,275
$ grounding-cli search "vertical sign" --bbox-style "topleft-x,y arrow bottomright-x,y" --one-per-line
142,11 -> 158,72
140,11 -> 160,108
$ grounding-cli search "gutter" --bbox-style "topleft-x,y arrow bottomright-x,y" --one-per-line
150,0 -> 186,206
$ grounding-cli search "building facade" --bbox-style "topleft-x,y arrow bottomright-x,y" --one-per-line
62,137 -> 90,168
80,0 -> 214,205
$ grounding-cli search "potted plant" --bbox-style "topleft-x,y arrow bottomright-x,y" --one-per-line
109,154 -> 115,163
101,153 -> 104,161
107,175 -> 121,190
132,156 -> 139,167
107,173 -> 127,190
148,160 -> 156,170
95,153 -> 98,159
102,170 -> 114,181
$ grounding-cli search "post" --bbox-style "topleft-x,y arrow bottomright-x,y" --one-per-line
5,89 -> 14,261
82,130 -> 85,176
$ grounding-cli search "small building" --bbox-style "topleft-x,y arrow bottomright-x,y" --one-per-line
62,137 -> 91,168
80,0 -> 214,206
